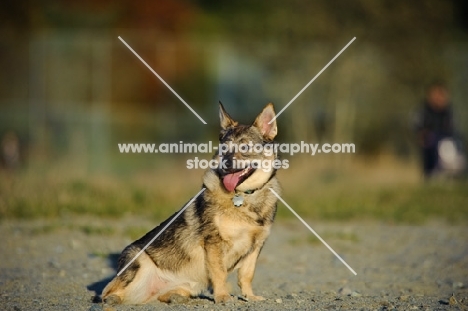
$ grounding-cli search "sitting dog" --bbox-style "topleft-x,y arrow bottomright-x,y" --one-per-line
102,103 -> 281,304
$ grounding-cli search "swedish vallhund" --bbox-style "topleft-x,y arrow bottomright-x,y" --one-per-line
102,103 -> 281,305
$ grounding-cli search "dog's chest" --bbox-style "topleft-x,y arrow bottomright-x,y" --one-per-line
214,213 -> 267,254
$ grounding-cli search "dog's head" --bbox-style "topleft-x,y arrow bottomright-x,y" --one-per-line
215,102 -> 278,193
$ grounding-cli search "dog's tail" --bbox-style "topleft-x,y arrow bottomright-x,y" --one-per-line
102,245 -> 142,305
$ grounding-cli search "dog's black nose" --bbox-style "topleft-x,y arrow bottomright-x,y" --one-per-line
224,153 -> 234,170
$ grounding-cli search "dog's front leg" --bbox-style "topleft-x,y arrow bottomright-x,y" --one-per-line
237,245 -> 265,301
205,243 -> 232,303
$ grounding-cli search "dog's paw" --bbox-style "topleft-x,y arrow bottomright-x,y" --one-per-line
214,293 -> 233,303
158,292 -> 190,304
169,294 -> 190,304
102,294 -> 121,306
245,295 -> 265,301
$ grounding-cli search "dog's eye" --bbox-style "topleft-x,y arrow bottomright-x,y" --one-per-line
219,129 -> 231,142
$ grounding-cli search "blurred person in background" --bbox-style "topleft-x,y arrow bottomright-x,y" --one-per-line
1,131 -> 21,171
414,81 -> 466,179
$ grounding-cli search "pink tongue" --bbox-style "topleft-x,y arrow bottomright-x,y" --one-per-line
223,171 -> 244,192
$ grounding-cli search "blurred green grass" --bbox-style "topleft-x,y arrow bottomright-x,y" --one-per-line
0,156 -> 467,224
280,182 -> 468,224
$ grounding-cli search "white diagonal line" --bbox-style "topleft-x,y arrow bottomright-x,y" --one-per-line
118,36 -> 207,125
117,188 -> 206,276
269,37 -> 356,124
269,188 -> 357,275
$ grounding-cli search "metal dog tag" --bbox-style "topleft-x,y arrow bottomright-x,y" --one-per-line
232,194 -> 244,207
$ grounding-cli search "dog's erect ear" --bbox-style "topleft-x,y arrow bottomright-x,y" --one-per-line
253,103 -> 277,140
219,101 -> 237,129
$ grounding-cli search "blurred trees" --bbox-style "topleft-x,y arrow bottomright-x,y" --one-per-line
197,0 -> 466,157
0,0 -> 467,170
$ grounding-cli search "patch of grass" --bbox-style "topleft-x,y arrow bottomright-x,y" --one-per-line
132,189 -> 147,205
282,181 -> 468,224
289,231 -> 359,246
90,251 -> 111,259
79,225 -> 115,235
68,180 -> 89,194
124,226 -> 149,240
29,224 -> 60,234
0,160 -> 467,224
326,231 -> 359,242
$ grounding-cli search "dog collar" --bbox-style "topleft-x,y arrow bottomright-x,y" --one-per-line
232,189 -> 256,207
230,173 -> 276,207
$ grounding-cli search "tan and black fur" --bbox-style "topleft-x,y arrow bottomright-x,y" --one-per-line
102,103 -> 281,305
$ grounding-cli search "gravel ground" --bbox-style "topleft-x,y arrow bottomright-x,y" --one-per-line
1,217 -> 467,311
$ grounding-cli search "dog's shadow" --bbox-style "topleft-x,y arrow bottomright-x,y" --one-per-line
86,253 -> 120,303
